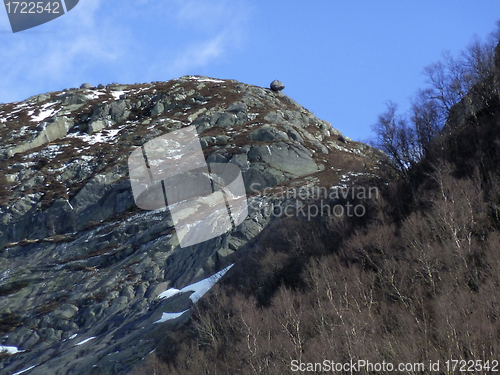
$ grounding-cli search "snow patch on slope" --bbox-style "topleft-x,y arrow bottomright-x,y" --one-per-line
0,345 -> 24,354
67,127 -> 124,145
185,76 -> 224,83
154,310 -> 188,324
155,265 -> 234,324
12,365 -> 37,375
30,102 -> 60,122
75,336 -> 96,346
111,91 -> 127,100
158,264 -> 233,302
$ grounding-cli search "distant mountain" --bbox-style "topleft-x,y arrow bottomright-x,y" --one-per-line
0,76 -> 384,374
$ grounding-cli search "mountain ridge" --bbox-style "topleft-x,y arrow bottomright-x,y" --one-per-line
0,76 -> 384,374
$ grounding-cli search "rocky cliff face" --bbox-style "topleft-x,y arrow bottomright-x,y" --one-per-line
0,76 -> 384,374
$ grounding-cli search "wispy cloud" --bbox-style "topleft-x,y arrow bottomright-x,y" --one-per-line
0,0 -> 125,101
169,34 -> 226,74
161,0 -> 250,77
0,0 -> 251,103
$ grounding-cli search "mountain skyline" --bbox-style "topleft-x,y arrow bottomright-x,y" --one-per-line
0,0 -> 498,141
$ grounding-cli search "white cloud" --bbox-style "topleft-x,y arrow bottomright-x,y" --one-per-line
0,0 -> 125,101
158,0 -> 250,77
174,0 -> 236,29
0,0 -> 251,104
173,35 -> 225,70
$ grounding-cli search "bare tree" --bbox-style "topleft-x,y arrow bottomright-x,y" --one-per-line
422,27 -> 499,124
411,90 -> 441,152
372,21 -> 500,178
371,102 -> 418,180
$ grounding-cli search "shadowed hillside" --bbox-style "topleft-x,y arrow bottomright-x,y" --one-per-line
130,40 -> 500,375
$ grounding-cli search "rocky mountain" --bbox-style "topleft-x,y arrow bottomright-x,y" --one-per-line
0,76 -> 384,374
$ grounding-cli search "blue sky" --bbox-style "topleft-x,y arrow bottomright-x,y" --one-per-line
0,0 -> 498,141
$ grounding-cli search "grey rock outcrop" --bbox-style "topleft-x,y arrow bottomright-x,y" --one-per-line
270,80 -> 285,91
80,83 -> 93,89
0,75 -> 385,375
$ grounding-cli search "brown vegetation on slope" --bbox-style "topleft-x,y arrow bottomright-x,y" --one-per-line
133,172 -> 500,374
130,62 -> 500,375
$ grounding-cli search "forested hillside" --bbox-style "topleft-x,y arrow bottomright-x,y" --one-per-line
132,29 -> 500,375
